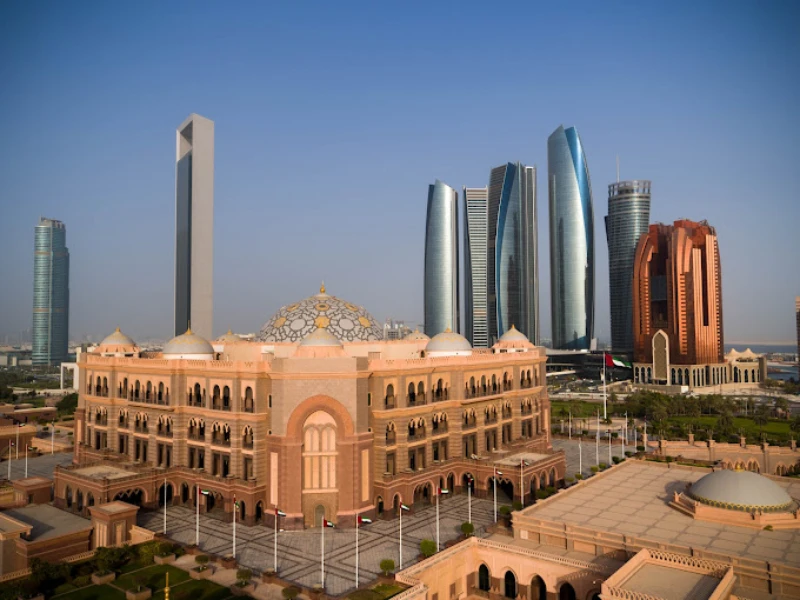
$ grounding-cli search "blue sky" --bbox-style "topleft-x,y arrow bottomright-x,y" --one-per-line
1,1 -> 798,345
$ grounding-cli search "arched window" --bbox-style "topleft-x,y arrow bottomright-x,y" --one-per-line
385,384 -> 395,408
407,383 -> 416,405
303,411 -> 337,491
146,381 -> 152,401
504,571 -> 516,598
243,426 -> 254,449
244,386 -> 254,413
213,385 -> 221,409
223,386 -> 231,409
478,565 -> 490,592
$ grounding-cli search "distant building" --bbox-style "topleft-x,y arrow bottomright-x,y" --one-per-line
548,125 -> 595,350
175,114 -> 214,339
383,319 -> 412,340
463,187 -> 489,347
32,217 -> 70,366
796,296 -> 799,366
423,180 -> 459,336
606,180 -> 651,353
632,219 -> 724,388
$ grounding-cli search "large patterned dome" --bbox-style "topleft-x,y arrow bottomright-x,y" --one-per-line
258,284 -> 383,343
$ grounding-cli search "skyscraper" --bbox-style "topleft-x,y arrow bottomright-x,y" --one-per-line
463,187 -> 489,347
548,125 -> 595,350
487,163 -> 539,345
32,218 -> 69,366
632,220 -> 724,386
175,114 -> 214,340
606,180 -> 651,353
424,180 -> 459,336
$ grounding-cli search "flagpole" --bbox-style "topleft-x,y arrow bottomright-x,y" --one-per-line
7,441 -> 11,479
399,504 -> 402,569
321,516 -> 325,589
493,468 -> 497,522
520,459 -> 524,507
16,425 -> 19,459
596,411 -> 600,466
608,427 -> 612,465
568,411 -> 572,440
579,437 -> 582,474
355,513 -> 359,588
467,478 -> 472,523
24,445 -> 27,478
233,496 -> 237,559
274,511 -> 278,573
51,422 -> 54,455
436,490 -> 440,552
163,478 -> 167,535
603,357 -> 607,421
196,485 -> 200,547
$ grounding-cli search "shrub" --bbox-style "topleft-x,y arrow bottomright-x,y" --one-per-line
545,486 -> 556,495
461,522 -> 475,537
625,451 -> 634,457
636,445 -> 645,452
236,568 -> 252,585
512,500 -> 523,511
136,541 -> 158,565
282,586 -> 300,600
380,558 -> 395,576
498,505 -> 511,516
157,541 -> 174,556
535,489 -> 549,500
566,477 -> 575,484
764,525 -> 774,531
195,555 -> 210,570
420,539 -> 437,558
590,466 -> 599,473
665,456 -> 674,463
612,456 -> 621,464
574,473 -> 583,480
73,575 -> 91,588
132,574 -> 148,592
599,463 -> 608,470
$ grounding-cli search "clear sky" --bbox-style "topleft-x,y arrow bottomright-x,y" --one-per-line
1,1 -> 798,345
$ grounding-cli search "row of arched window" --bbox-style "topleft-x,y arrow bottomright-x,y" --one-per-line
187,418 -> 255,448
187,383 -> 255,412
87,375 -> 171,405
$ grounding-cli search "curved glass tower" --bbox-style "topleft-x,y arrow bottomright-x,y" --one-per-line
424,180 -> 459,336
488,163 -> 538,344
606,180 -> 651,352
33,217 -> 70,366
548,125 -> 594,350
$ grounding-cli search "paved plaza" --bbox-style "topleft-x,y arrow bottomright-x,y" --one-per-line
139,493 -> 496,595
552,437 -> 628,478
1,450 -> 73,481
527,460 -> 800,568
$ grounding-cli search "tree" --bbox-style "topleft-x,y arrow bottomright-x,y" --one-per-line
236,569 -> 252,585
419,539 -> 437,558
774,398 -> 789,418
790,416 -> 800,435
282,586 -> 300,600
753,405 -> 769,437
461,522 -> 475,537
195,555 -> 210,570
380,559 -> 395,576
56,392 -> 78,417
717,411 -> 734,437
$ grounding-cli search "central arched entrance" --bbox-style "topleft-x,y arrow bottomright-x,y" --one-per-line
315,504 -> 326,527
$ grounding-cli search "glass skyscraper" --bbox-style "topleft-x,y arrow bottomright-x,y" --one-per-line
33,217 -> 70,366
424,180 -> 459,336
548,125 -> 595,350
464,187 -> 489,347
606,180 -> 651,353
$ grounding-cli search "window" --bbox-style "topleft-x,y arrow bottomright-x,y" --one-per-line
478,565 -> 490,592
302,411 -> 337,490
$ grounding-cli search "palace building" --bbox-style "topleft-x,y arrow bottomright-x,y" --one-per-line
58,285 -> 562,529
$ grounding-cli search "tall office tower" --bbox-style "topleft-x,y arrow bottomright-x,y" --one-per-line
548,125 -> 595,350
175,114 -> 214,340
424,180 -> 459,336
464,187 -> 489,347
486,163 -> 539,345
32,218 -> 70,366
632,220 -> 723,384
606,180 -> 651,353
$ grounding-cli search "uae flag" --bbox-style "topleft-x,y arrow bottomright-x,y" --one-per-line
358,516 -> 372,525
400,503 -> 410,511
605,353 -> 631,368
323,519 -> 335,528
275,509 -> 286,517
437,487 -> 449,495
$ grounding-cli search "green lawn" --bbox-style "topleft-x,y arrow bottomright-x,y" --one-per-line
151,579 -> 234,600
114,564 -> 190,592
54,584 -> 126,600
349,583 -> 406,600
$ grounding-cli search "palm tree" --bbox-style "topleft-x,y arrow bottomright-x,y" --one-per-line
717,411 -> 734,438
753,405 -> 769,438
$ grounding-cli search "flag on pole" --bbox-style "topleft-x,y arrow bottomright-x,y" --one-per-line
358,516 -> 372,525
438,487 -> 449,495
400,503 -> 410,511
494,469 -> 503,476
605,353 -> 631,368
200,489 -> 211,496
323,519 -> 335,528
275,509 -> 286,517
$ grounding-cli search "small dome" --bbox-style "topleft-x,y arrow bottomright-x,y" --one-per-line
405,329 -> 430,342
299,328 -> 343,347
426,328 -> 472,353
498,325 -> 529,343
689,469 -> 794,512
99,327 -> 136,348
163,328 -> 215,357
216,329 -> 241,343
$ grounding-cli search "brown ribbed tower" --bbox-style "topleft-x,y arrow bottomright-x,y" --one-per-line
632,220 -> 723,385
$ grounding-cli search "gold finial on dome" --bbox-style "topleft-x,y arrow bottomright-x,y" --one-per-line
227,328 -> 233,335
734,464 -> 744,472
186,320 -> 192,335
444,326 -> 452,333
511,324 -> 516,330
115,326 -> 121,333
320,281 -> 326,294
